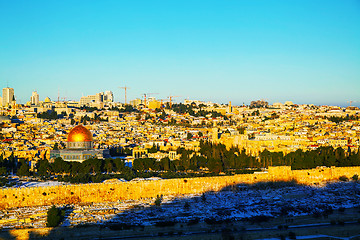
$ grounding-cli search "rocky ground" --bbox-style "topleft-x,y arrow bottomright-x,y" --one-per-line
1,181 -> 360,230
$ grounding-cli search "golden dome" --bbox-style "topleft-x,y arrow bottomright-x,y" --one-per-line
67,125 -> 93,142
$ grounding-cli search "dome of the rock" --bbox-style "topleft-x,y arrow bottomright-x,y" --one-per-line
51,125 -> 109,163
67,125 -> 93,142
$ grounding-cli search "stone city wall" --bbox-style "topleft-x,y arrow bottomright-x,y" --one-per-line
1,166 -> 360,210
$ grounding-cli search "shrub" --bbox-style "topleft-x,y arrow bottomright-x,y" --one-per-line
221,228 -> 235,240
323,205 -> 333,215
338,207 -> 345,213
312,211 -> 322,218
155,195 -> 162,206
338,220 -> 345,226
187,218 -> 200,226
288,231 -> 296,239
201,193 -> 206,202
155,220 -> 176,227
339,175 -> 348,182
249,215 -> 271,223
352,174 -> 359,181
107,223 -> 134,230
46,206 -> 64,227
205,218 -> 223,225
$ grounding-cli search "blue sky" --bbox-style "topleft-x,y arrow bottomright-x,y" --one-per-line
0,0 -> 359,106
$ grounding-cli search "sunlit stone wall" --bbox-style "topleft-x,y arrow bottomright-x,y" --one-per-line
1,166 -> 359,210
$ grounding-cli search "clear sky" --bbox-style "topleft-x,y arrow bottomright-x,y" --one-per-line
0,0 -> 359,106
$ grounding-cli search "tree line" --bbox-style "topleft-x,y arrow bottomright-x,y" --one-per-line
1,141 -> 360,183
327,115 -> 360,123
132,141 -> 360,173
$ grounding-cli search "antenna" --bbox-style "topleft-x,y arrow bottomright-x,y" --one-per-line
119,86 -> 130,104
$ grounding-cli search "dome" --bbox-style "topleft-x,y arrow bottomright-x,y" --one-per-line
44,97 -> 51,103
67,125 -> 93,142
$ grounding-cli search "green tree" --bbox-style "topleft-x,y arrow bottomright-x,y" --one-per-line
148,144 -> 158,153
237,126 -> 246,134
82,158 -> 102,174
103,158 -> 114,173
160,157 -> 174,171
335,147 -> 346,166
187,132 -> 193,140
17,161 -> 30,176
8,152 -> 16,174
133,158 -> 158,171
53,143 -> 59,150
113,158 -> 126,172
69,161 -> 82,175
51,157 -> 70,173
0,167 -> 6,176
207,158 -> 223,173
37,160 -> 51,176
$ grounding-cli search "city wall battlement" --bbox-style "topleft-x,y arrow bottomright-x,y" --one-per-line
1,166 -> 360,210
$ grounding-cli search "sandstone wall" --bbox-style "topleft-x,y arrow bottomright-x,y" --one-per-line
1,166 -> 359,210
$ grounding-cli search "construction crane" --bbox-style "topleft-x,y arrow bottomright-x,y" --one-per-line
119,86 -> 130,105
347,100 -> 359,107
143,93 -> 159,107
57,89 -> 67,102
168,95 -> 181,108
158,99 -> 167,109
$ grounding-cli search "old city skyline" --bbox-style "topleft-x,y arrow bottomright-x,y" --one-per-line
1,1 -> 360,239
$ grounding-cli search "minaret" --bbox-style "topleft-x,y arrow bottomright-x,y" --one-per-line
212,128 -> 219,142
228,101 -> 232,113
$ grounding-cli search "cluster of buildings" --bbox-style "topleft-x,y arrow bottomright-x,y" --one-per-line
1,87 -> 16,108
79,91 -> 114,108
0,87 -> 115,109
213,106 -> 357,155
0,86 -> 359,168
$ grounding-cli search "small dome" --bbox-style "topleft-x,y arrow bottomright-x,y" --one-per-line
44,97 -> 51,102
67,125 -> 93,142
